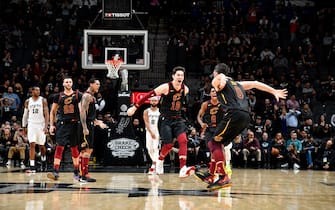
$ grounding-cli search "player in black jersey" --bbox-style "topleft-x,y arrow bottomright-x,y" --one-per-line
196,63 -> 288,190
127,66 -> 195,178
197,88 -> 225,144
47,77 -> 82,181
197,87 -> 233,179
78,78 -> 107,182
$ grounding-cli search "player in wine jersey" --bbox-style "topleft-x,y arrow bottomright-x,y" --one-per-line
143,96 -> 161,174
79,78 -> 107,182
47,77 -> 82,181
197,87 -> 233,177
196,63 -> 288,190
22,86 -> 49,173
128,66 -> 195,178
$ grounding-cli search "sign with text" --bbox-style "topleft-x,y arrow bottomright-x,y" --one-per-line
103,90 -> 145,166
103,0 -> 132,20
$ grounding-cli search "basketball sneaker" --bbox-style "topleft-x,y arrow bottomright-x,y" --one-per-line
73,170 -> 80,181
47,170 -> 59,181
156,160 -> 164,175
179,165 -> 195,178
6,160 -> 11,168
26,166 -> 37,174
225,164 -> 232,179
79,174 -> 96,183
207,175 -> 231,191
194,170 -> 215,184
20,162 -> 26,169
148,167 -> 155,175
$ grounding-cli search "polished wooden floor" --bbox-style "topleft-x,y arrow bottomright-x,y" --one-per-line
0,167 -> 334,210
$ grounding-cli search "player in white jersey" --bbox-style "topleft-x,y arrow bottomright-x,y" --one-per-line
143,96 -> 161,174
22,86 -> 49,172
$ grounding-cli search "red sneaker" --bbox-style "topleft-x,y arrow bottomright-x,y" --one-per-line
179,165 -> 195,178
207,175 -> 232,191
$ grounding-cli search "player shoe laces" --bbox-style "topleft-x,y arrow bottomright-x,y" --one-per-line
179,165 -> 195,178
207,174 -> 232,191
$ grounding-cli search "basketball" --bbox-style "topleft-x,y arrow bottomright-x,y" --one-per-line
271,148 -> 280,156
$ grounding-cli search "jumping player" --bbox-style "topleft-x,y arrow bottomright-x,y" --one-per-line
143,96 -> 161,174
22,86 -> 49,173
127,66 -> 195,178
79,78 -> 107,182
195,63 -> 287,190
47,77 -> 81,181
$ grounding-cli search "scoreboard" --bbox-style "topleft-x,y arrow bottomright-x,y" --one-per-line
102,0 -> 132,20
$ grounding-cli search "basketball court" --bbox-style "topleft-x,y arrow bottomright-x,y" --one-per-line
1,167 -> 334,210
3,1 -> 331,210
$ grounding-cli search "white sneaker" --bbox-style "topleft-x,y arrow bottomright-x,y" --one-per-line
6,160 -> 11,168
179,165 -> 195,178
280,163 -> 288,168
148,167 -> 155,175
156,160 -> 164,175
20,163 -> 25,169
293,163 -> 300,170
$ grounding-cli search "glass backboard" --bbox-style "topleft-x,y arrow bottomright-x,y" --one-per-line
82,29 -> 150,70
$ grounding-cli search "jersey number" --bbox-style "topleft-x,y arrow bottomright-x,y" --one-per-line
170,93 -> 182,111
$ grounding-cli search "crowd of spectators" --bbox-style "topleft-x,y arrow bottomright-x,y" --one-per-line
0,0 -> 126,167
165,0 -> 335,170
0,0 -> 334,170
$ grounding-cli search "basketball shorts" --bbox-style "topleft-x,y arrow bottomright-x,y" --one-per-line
55,120 -> 79,147
78,121 -> 94,150
158,116 -> 187,144
28,123 -> 46,145
146,130 -> 160,150
213,110 -> 250,146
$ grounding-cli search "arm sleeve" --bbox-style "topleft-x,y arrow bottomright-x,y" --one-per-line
134,90 -> 156,108
22,108 -> 28,127
99,100 -> 106,111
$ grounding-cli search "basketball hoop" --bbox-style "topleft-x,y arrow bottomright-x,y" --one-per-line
106,58 -> 123,79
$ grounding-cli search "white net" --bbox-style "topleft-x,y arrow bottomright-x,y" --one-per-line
106,60 -> 122,79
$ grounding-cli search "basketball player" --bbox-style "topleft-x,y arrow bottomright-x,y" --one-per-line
197,88 -> 232,177
195,63 -> 287,190
143,96 -> 161,174
127,66 -> 195,178
22,86 -> 49,173
79,78 -> 107,182
47,77 -> 82,181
